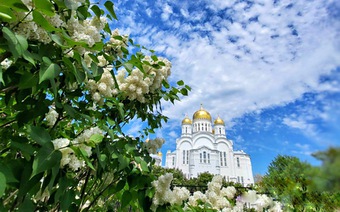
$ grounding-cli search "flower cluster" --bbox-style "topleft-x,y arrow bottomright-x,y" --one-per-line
116,56 -> 172,103
51,127 -> 103,171
105,29 -> 129,58
151,173 -> 190,211
45,107 -> 59,127
67,12 -> 107,47
189,175 -> 232,210
238,190 -> 282,212
10,0 -> 64,44
152,174 -> 283,212
85,66 -> 117,104
143,138 -> 165,154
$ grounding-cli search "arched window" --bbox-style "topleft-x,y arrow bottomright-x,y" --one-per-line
220,152 -> 223,166
224,152 -> 227,166
200,153 -> 202,163
183,150 -> 185,164
208,153 -> 210,163
203,151 -> 206,163
186,150 -> 189,164
237,157 -> 240,167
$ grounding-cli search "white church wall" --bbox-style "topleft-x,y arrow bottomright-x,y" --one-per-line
164,106 -> 254,184
192,136 -> 214,149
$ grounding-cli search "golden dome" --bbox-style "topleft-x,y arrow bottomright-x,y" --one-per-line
157,152 -> 163,156
182,116 -> 192,125
214,116 -> 225,125
193,105 -> 212,121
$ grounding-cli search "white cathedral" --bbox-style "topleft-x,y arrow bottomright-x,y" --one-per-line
164,106 -> 254,186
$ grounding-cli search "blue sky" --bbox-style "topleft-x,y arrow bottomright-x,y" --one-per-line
113,0 -> 340,175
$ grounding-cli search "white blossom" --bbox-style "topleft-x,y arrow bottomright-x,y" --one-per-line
45,107 -> 58,127
1,58 -> 13,70
144,138 -> 164,154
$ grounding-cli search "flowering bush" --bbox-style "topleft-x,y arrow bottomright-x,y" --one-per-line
0,0 -> 190,211
152,174 -> 282,211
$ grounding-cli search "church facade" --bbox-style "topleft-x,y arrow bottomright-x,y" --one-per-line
165,106 -> 254,186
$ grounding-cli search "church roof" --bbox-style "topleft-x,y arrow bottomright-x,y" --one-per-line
193,105 -> 212,121
214,116 -> 225,125
182,115 -> 192,125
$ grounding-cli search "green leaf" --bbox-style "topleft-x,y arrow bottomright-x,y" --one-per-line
11,141 -> 35,156
71,146 -> 95,170
18,72 -> 38,89
39,63 -> 61,83
32,147 -> 61,177
2,27 -> 25,60
123,62 -> 133,72
114,180 -> 126,193
118,155 -> 129,171
63,104 -> 77,118
162,80 -> 170,89
18,196 -> 35,212
0,6 -> 15,21
89,134 -> 104,144
139,160 -> 149,172
28,126 -> 53,148
121,190 -> 132,208
104,1 -> 117,20
60,189 -> 75,211
0,66 -> 4,85
33,0 -> 55,16
117,102 -> 125,120
151,55 -> 158,61
33,10 -> 59,32
0,172 -> 6,197
91,5 -> 102,17
50,33 -> 66,47
111,152 -> 118,159
177,80 -> 184,86
0,0 -> 29,12
0,163 -> 19,183
180,88 -> 188,96
62,57 -> 85,83
22,50 -> 35,65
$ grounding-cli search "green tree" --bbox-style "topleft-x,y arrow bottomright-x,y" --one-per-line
152,166 -> 186,185
0,0 -> 190,211
312,147 -> 340,192
260,155 -> 340,211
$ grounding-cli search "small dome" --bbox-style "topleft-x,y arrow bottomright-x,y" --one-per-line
193,105 -> 212,121
158,152 -> 163,156
214,116 -> 225,125
182,116 -> 192,125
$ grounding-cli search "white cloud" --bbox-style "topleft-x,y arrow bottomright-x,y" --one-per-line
114,0 -> 340,147
292,143 -> 313,155
146,8 -> 152,17
161,3 -> 173,21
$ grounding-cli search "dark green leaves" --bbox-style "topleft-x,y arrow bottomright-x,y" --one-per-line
104,1 -> 117,20
39,59 -> 61,83
33,0 -> 55,16
0,0 -> 28,21
28,126 -> 52,148
33,10 -> 59,32
91,5 -> 102,18
32,147 -> 61,177
0,172 -> 6,197
2,27 -> 27,60
121,190 -> 132,208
